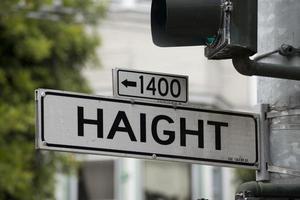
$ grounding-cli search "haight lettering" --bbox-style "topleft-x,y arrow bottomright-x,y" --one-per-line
77,106 -> 228,150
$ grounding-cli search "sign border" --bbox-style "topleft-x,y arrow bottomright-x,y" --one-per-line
113,68 -> 189,103
37,89 -> 259,168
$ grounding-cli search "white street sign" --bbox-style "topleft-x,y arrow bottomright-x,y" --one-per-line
36,89 -> 259,169
113,69 -> 188,103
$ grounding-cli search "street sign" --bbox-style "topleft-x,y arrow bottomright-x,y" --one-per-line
36,89 -> 259,169
113,69 -> 188,103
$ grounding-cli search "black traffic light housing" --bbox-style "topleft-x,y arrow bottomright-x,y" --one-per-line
151,0 -> 257,59
235,181 -> 300,200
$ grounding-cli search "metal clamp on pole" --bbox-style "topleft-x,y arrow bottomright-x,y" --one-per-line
268,165 -> 300,177
266,108 -> 300,177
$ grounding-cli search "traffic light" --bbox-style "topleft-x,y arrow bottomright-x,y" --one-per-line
151,0 -> 257,59
235,181 -> 300,200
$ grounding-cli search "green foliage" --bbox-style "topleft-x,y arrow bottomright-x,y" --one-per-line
0,0 -> 106,199
235,169 -> 256,184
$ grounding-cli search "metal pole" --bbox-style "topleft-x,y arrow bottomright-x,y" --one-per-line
257,0 -> 300,183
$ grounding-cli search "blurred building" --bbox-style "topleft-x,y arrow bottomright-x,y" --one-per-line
56,0 -> 257,200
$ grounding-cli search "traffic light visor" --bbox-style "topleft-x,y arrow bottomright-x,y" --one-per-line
151,0 -> 222,47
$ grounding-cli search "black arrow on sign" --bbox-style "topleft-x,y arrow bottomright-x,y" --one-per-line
121,79 -> 137,88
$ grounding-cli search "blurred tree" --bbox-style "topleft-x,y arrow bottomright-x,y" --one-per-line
235,169 -> 256,184
0,0 -> 106,199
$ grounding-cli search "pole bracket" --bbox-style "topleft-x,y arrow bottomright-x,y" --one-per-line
256,104 -> 270,181
267,108 -> 300,119
232,56 -> 300,80
268,165 -> 300,177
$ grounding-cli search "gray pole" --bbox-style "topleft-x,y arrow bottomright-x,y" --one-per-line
257,0 -> 300,183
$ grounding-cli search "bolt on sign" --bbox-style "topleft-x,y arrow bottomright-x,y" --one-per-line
36,89 -> 259,169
